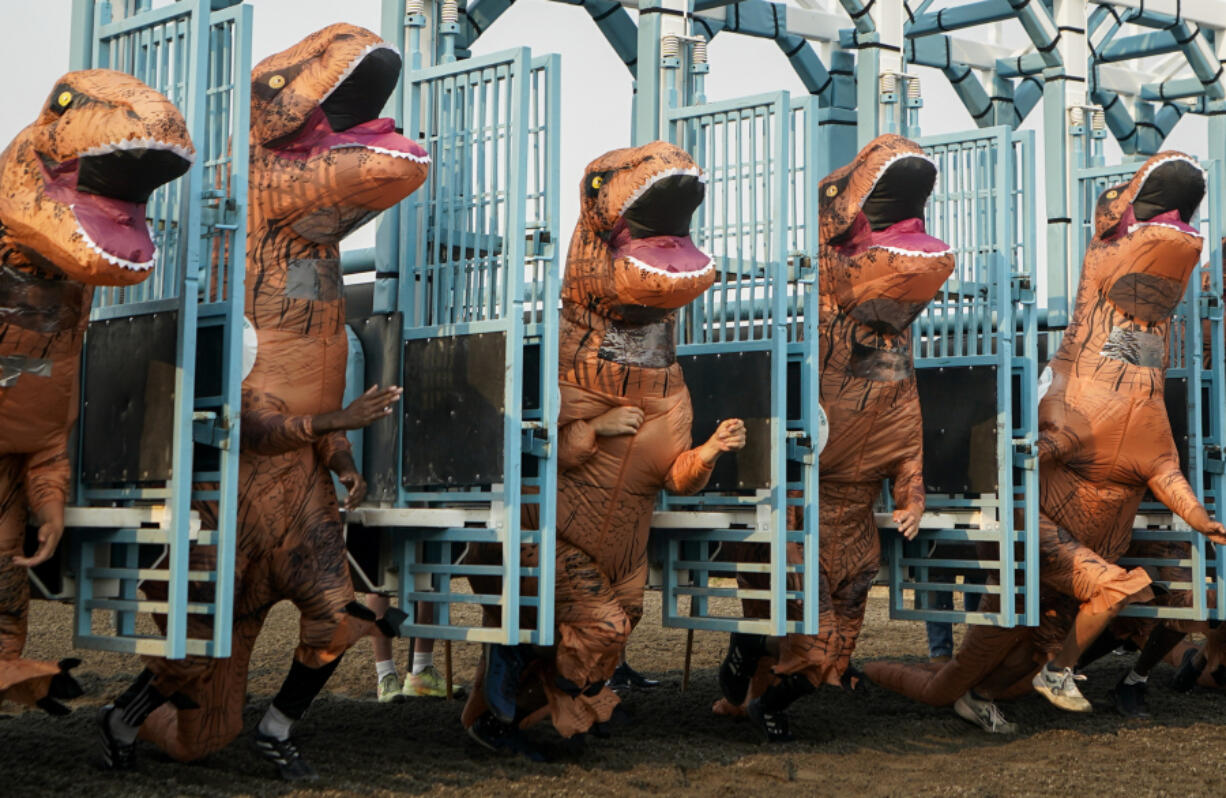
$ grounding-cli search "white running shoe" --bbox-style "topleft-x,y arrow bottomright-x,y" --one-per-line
1032,664 -> 1092,712
954,692 -> 1018,734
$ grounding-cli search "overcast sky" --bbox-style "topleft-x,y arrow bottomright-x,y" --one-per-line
0,0 -> 1211,278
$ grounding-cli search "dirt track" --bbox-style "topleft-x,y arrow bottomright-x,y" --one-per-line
6,588 -> 1226,798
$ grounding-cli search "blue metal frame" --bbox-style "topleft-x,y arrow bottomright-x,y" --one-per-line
67,0 -> 250,658
657,90 -> 820,636
888,126 -> 1040,628
366,46 -> 561,645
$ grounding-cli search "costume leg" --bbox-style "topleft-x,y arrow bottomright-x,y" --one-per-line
0,454 -> 29,661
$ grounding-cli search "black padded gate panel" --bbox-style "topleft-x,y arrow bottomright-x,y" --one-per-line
677,350 -> 771,491
354,312 -> 403,502
81,312 -> 177,484
402,331 -> 506,488
915,365 -> 999,495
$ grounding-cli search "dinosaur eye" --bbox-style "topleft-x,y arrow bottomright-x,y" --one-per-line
269,74 -> 286,89
1105,189 -> 1118,199
57,91 -> 73,108
591,175 -> 603,190
825,184 -> 839,198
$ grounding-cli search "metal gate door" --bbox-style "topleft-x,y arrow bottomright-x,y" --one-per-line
353,48 -> 561,645
888,127 -> 1040,628
654,91 -> 821,637
67,0 -> 250,658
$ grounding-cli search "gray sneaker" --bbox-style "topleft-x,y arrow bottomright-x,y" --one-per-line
1032,664 -> 1092,712
954,692 -> 1018,734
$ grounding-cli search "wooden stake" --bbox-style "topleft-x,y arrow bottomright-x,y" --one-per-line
445,639 -> 454,700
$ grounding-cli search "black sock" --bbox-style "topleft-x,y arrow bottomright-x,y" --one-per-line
271,656 -> 344,721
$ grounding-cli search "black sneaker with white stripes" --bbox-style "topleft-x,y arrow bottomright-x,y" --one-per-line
97,705 -> 136,771
746,697 -> 794,743
253,731 -> 319,781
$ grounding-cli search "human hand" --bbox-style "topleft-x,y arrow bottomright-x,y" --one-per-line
700,418 -> 747,464
315,384 -> 402,433
13,502 -> 65,568
892,507 -> 920,541
592,405 -> 645,437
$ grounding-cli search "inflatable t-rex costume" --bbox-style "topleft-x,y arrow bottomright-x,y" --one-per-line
99,25 -> 428,776
460,141 -> 745,749
865,151 -> 1226,728
712,134 -> 954,741
0,70 -> 193,712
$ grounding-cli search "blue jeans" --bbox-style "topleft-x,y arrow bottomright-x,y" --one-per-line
924,583 -> 984,659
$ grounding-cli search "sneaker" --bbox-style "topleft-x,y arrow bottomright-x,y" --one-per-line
746,697 -> 793,743
608,662 -> 659,691
404,665 -> 466,698
1109,678 -> 1150,718
483,644 -> 528,724
1170,648 -> 1205,693
954,692 -> 1018,734
1032,664 -> 1092,712
377,672 -> 406,704
97,705 -> 136,771
253,731 -> 319,782
466,711 -> 548,762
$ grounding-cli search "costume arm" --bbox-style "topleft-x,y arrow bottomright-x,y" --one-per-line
240,401 -> 319,456
24,443 -> 70,516
664,448 -> 716,496
890,447 -> 926,517
558,420 -> 598,471
315,430 -> 354,472
1148,463 -> 1216,533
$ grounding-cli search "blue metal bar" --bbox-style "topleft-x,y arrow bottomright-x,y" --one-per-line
907,0 -> 1016,38
550,0 -> 639,76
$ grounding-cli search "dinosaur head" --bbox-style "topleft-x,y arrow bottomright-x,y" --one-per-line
565,141 -> 714,316
249,23 -> 429,244
818,134 -> 953,335
1089,152 -> 1205,323
0,70 -> 193,284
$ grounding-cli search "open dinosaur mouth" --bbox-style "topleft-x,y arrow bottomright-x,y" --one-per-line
40,141 -> 193,271
266,44 -> 429,164
1116,156 -> 1205,239
610,168 -> 713,280
836,153 -> 950,258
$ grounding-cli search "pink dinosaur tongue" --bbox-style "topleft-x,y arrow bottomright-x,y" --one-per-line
41,157 -> 154,266
72,192 -> 154,265
608,218 -> 711,274
269,107 -> 429,162
836,214 -> 949,256
872,217 -> 950,252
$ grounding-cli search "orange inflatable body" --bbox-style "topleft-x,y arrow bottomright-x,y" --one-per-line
462,142 -> 743,740
133,25 -> 428,760
0,70 -> 192,711
713,136 -> 954,731
867,151 -> 1225,708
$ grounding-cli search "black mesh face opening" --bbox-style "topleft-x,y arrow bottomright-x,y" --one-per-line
1133,159 -> 1205,223
861,157 -> 937,231
622,174 -> 705,239
77,148 -> 192,203
320,47 -> 402,132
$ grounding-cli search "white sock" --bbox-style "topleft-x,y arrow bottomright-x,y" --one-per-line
1123,668 -> 1148,685
375,659 -> 397,681
258,705 -> 294,741
411,651 -> 433,675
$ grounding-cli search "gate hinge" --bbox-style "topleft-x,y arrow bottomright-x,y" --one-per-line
525,229 -> 552,258
1200,293 -> 1222,321
1011,274 -> 1034,304
192,411 -> 232,449
1205,444 -> 1224,474
522,424 -> 550,458
787,433 -> 815,465
1012,437 -> 1037,465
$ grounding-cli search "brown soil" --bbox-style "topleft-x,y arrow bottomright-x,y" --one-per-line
6,587 -> 1225,798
